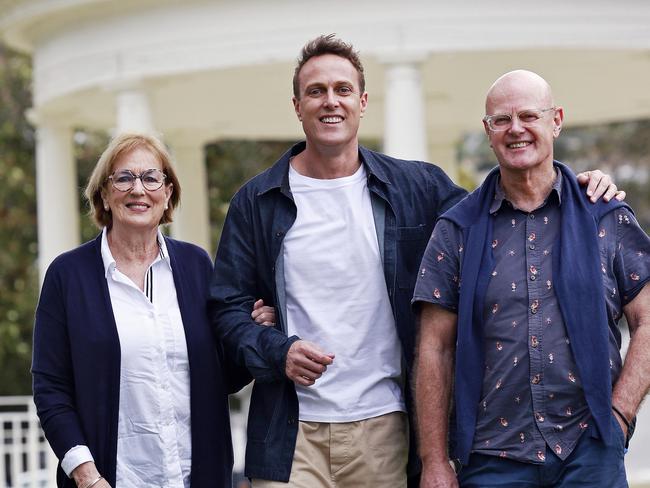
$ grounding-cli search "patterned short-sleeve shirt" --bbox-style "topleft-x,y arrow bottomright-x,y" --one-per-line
413,171 -> 650,464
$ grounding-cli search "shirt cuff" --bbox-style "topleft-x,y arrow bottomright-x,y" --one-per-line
61,445 -> 94,477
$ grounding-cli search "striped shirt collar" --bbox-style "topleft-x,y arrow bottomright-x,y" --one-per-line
100,227 -> 171,278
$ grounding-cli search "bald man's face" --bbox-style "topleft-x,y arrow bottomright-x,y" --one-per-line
484,74 -> 563,173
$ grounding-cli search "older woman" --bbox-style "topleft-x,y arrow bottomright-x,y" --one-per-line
32,133 -> 251,488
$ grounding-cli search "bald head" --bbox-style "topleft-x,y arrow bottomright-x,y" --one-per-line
482,69 -> 564,175
485,70 -> 554,115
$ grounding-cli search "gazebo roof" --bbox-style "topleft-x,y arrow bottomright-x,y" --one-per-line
1,0 -> 649,146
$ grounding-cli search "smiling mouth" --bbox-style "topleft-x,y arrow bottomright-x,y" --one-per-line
507,141 -> 532,149
126,203 -> 150,210
320,116 -> 343,124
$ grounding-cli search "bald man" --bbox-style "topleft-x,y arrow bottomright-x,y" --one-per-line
413,70 -> 650,488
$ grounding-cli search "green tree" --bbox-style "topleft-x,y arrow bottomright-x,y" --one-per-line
0,42 -> 37,395
555,121 -> 650,231
459,122 -> 650,232
75,130 -> 109,242
206,140 -> 292,249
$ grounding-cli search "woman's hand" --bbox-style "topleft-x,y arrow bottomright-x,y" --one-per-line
71,462 -> 112,487
252,299 -> 276,326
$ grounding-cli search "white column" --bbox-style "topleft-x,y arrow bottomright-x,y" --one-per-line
35,120 -> 79,281
382,61 -> 428,161
168,138 -> 212,253
115,88 -> 154,133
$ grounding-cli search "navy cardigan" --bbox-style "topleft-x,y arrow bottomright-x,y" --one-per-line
32,234 -> 250,487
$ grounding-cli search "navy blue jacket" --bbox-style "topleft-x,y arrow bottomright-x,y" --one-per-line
32,234 -> 249,488
209,142 -> 467,482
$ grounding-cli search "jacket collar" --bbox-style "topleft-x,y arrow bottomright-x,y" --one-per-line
257,141 -> 391,196
359,146 -> 391,186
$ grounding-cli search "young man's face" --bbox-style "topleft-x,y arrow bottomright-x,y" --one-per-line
293,54 -> 367,152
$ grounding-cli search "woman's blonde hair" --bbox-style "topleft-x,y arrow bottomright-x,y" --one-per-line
84,132 -> 181,228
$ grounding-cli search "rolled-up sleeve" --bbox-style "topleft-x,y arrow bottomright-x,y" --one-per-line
412,219 -> 464,312
612,208 -> 650,304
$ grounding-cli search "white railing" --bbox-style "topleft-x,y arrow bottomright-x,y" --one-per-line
0,393 -> 250,488
0,396 -> 57,488
3,391 -> 648,487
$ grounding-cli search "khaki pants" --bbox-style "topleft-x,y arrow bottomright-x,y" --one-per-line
252,412 -> 408,488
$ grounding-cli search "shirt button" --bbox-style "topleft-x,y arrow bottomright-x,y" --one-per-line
530,214 -> 535,220
287,418 -> 296,425
529,244 -> 536,250
530,275 -> 536,281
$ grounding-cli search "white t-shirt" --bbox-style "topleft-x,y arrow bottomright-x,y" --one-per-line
283,163 -> 405,422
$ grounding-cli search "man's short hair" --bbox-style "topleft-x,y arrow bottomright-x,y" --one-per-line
293,34 -> 365,98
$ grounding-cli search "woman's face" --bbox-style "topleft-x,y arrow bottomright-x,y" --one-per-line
102,147 -> 173,233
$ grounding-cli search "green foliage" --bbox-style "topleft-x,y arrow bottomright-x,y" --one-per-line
0,43 -> 37,395
205,140 -> 293,250
75,131 -> 110,242
555,121 -> 650,232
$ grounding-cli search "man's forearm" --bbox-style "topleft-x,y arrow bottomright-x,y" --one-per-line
612,285 -> 650,421
213,305 -> 296,382
611,325 -> 650,420
414,303 -> 458,464
415,342 -> 455,463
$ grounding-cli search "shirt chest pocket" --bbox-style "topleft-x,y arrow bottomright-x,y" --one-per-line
396,224 -> 431,290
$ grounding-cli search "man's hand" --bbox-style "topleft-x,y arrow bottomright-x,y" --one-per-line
285,340 -> 334,386
420,460 -> 459,488
252,299 -> 276,326
577,169 -> 626,203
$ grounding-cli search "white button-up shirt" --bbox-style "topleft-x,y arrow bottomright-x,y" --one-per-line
62,229 -> 192,488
